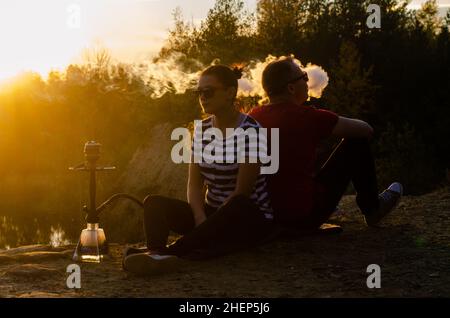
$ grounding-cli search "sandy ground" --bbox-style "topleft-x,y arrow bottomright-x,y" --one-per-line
0,187 -> 449,298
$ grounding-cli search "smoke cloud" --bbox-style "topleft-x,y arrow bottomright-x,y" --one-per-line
131,52 -> 203,99
237,55 -> 329,99
107,53 -> 329,100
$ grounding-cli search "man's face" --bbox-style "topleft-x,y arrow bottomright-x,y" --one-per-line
287,63 -> 309,105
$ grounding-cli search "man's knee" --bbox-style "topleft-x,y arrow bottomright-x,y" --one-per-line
341,137 -> 371,149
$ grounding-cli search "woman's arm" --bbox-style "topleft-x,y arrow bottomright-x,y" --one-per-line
187,161 -> 207,226
230,162 -> 261,198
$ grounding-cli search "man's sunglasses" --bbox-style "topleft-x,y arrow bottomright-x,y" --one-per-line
194,87 -> 223,99
289,72 -> 309,84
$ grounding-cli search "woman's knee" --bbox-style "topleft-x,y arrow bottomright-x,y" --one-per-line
220,195 -> 260,217
224,194 -> 252,206
143,194 -> 167,217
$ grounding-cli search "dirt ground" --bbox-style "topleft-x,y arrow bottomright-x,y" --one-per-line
0,187 -> 449,298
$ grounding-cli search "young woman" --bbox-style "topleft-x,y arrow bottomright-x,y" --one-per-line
123,65 -> 274,275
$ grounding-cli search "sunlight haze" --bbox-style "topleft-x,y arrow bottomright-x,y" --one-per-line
0,0 -> 448,81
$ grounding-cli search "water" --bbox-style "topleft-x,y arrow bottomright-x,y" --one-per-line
0,212 -> 82,250
0,172 -> 122,250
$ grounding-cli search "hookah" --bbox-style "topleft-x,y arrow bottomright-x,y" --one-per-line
70,141 -> 143,263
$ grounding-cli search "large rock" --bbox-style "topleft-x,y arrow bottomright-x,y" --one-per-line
116,122 -> 189,199
104,123 -> 190,242
3,264 -> 61,281
0,245 -> 73,265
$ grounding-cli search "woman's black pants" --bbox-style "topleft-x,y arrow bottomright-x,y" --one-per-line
142,194 -> 274,258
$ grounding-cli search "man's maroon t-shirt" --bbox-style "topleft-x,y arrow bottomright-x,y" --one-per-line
248,102 -> 338,222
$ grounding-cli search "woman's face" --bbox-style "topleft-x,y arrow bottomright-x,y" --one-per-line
197,74 -> 236,114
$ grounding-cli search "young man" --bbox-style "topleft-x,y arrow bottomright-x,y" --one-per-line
248,57 -> 403,229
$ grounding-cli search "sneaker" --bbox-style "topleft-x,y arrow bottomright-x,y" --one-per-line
123,253 -> 183,276
365,182 -> 404,226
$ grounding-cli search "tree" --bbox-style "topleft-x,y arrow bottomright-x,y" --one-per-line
159,7 -> 200,62
159,0 -> 255,65
256,0 -> 304,56
415,0 -> 443,35
81,42 -> 113,82
446,8 -> 450,27
197,0 -> 255,64
322,41 -> 377,120
82,43 -> 111,70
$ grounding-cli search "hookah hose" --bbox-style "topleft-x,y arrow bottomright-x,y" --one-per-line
70,141 -> 145,221
94,193 -> 144,216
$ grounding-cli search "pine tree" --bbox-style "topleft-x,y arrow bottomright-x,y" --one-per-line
322,41 -> 377,120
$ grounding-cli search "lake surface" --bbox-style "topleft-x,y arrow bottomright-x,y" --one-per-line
0,211 -> 83,250
0,172 -> 128,250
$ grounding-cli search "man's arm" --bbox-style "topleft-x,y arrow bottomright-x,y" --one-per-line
187,161 -> 206,226
331,116 -> 374,139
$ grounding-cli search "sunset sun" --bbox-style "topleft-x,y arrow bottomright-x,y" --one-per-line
0,1 -> 97,80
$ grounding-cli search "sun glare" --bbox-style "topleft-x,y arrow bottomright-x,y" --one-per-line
0,1 -> 96,81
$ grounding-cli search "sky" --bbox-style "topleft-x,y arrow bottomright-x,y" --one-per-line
0,0 -> 449,81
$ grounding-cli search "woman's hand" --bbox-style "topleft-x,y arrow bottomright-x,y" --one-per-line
194,213 -> 207,226
187,160 -> 207,227
233,162 -> 261,197
222,162 -> 260,205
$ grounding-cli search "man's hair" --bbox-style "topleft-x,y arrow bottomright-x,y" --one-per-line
262,57 -> 297,97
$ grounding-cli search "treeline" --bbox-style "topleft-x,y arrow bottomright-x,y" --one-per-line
0,62 -> 200,176
159,0 -> 450,194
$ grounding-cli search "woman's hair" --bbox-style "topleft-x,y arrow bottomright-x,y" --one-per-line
201,64 -> 243,89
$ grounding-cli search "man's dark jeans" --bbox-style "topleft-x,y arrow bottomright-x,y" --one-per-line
296,138 -> 380,229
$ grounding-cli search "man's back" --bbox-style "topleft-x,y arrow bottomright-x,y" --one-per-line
249,102 -> 338,222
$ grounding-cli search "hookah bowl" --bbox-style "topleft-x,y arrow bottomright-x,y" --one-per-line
73,223 -> 108,263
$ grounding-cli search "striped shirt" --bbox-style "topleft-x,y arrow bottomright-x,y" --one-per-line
191,114 -> 273,219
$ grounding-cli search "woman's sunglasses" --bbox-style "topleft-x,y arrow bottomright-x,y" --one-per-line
194,87 -> 223,99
